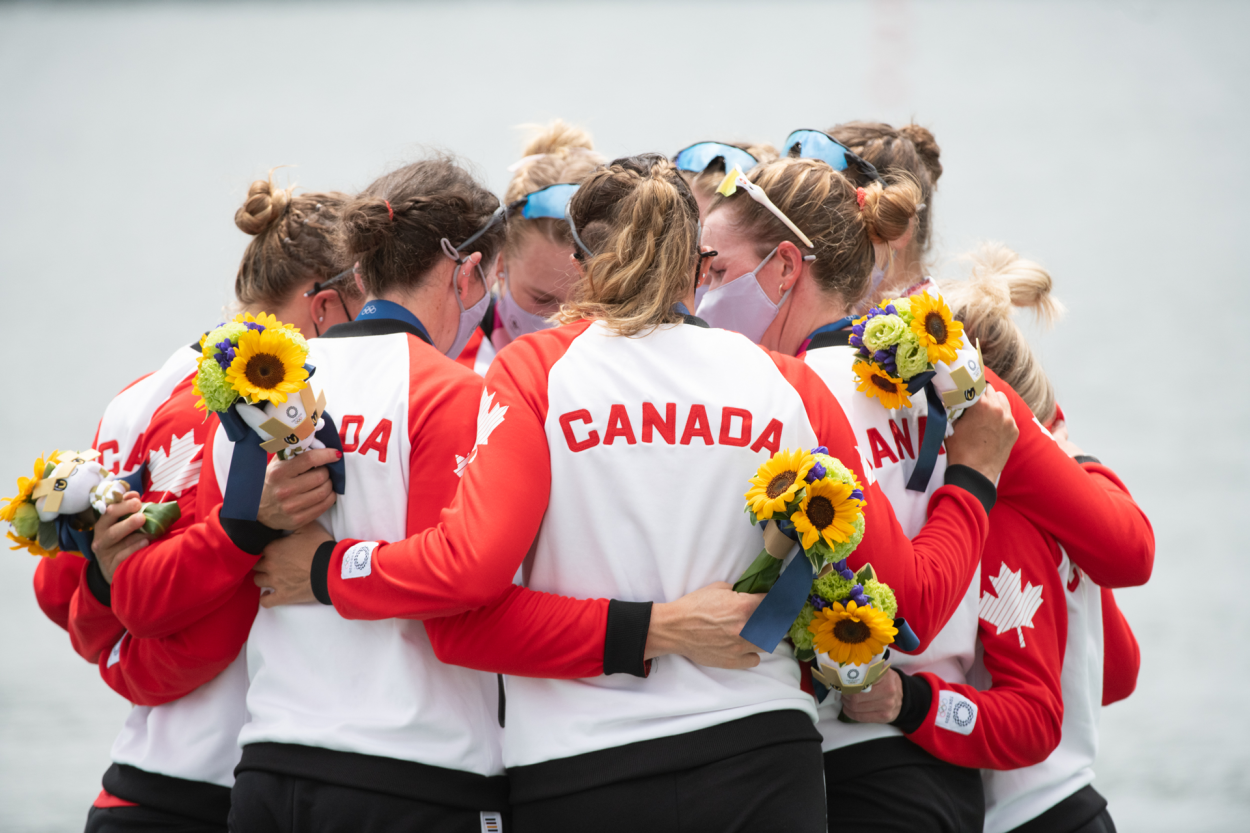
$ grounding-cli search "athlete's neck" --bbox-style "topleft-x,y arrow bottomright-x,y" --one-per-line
759,278 -> 850,356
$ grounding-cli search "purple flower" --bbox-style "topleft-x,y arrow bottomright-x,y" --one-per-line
884,303 -> 897,314
805,462 -> 827,483
214,339 -> 236,371
839,568 -> 855,581
849,335 -> 862,348
851,324 -> 865,336
873,350 -> 892,363
244,322 -> 265,332
809,595 -> 830,611
811,446 -> 828,455
850,489 -> 864,501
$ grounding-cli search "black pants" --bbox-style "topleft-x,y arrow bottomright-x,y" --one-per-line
513,739 -> 826,833
1013,786 -> 1116,833
825,757 -> 985,832
86,804 -> 225,833
229,770 -> 493,833
1070,809 -> 1117,833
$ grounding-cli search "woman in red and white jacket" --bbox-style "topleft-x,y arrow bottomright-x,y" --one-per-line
697,143 -> 1152,832
255,153 -> 1020,833
840,246 -> 1145,833
31,175 -> 360,833
456,120 -> 604,376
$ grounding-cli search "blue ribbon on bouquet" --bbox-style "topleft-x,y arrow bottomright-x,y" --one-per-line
904,372 -> 947,493
739,526 -> 816,653
56,517 -> 96,561
219,364 -> 345,522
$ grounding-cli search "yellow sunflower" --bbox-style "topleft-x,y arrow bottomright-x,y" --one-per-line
7,530 -> 59,559
236,311 -> 301,334
790,478 -> 863,550
853,361 -> 912,410
909,293 -> 964,365
1,450 -> 60,523
225,328 -> 309,405
744,448 -> 815,520
808,600 -> 898,665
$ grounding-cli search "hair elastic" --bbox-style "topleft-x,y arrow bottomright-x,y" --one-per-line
385,200 -> 394,222
856,188 -> 867,210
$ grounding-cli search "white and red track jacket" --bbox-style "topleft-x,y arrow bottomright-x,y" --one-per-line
310,317 -> 993,803
802,339 -> 985,755
192,316 -> 517,809
30,344 -> 248,820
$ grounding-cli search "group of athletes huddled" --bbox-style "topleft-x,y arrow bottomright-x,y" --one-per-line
30,119 -> 1152,833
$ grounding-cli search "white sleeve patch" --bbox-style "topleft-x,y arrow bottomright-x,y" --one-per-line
341,542 -> 378,580
480,811 -> 503,832
107,634 -> 125,668
934,689 -> 978,735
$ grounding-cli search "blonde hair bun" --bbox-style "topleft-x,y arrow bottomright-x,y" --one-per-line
942,243 -> 1064,424
235,173 -> 293,236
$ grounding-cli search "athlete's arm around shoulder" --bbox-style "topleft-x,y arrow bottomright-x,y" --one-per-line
989,372 -> 1154,588
319,326 -> 580,620
858,504 -> 1068,770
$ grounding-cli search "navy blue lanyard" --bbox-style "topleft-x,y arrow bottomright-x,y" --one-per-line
356,299 -> 431,343
803,316 -> 856,347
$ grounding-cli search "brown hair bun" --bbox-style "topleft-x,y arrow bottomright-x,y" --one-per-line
235,174 -> 293,236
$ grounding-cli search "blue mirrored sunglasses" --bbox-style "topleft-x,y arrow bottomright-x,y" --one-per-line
782,129 -> 882,182
510,182 -> 580,220
673,142 -> 759,175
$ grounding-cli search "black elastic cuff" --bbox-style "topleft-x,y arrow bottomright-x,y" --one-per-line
311,540 -> 336,605
943,464 -> 996,515
603,600 -> 653,677
1074,454 -> 1102,466
85,559 -> 112,607
890,669 -> 933,734
220,517 -> 284,555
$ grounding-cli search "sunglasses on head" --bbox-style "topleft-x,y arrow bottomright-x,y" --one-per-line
508,182 -> 580,221
782,129 -> 882,182
673,142 -> 760,176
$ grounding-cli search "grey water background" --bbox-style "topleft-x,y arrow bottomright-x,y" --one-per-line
0,0 -> 1246,829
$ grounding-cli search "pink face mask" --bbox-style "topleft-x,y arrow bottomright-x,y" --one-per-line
695,248 -> 814,343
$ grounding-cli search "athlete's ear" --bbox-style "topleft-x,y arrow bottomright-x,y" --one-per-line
308,289 -> 346,327
352,262 -> 365,296
776,240 -> 807,293
493,252 -> 507,284
454,251 -> 486,305
569,252 -> 585,276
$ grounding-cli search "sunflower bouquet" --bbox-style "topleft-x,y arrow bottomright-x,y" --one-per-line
2,449 -> 180,559
850,291 -> 966,411
194,312 -> 342,522
734,446 -> 907,695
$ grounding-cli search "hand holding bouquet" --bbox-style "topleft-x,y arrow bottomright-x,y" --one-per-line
2,449 -> 179,559
194,313 -> 344,521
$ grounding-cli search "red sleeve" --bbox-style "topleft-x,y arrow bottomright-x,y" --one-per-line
1101,587 -> 1140,705
988,371 -> 1154,588
67,565 -> 127,663
97,581 -> 259,706
33,555 -> 86,632
769,351 -> 990,653
110,418 -> 261,638
905,505 -> 1066,769
327,326 -> 586,620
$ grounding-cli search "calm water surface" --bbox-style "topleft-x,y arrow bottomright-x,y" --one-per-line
1,1 -> 1247,829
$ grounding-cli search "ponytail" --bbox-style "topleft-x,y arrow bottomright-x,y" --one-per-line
941,243 -> 1065,424
559,154 -> 701,336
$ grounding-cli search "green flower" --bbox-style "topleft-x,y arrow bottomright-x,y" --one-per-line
789,603 -> 817,653
894,332 -> 930,379
12,501 -> 40,539
811,569 -> 858,606
862,578 -> 898,619
195,361 -> 238,412
202,321 -> 249,361
890,297 -> 913,322
862,314 -> 908,351
278,327 -> 309,354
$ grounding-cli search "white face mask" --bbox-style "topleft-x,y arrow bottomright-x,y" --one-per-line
497,270 -> 556,342
694,282 -> 710,310
695,248 -> 787,344
441,239 -> 493,359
